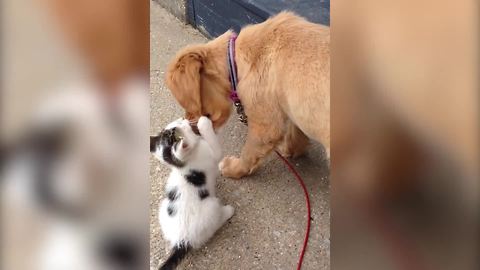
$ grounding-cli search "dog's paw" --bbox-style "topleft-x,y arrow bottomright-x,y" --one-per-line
197,116 -> 213,134
220,156 -> 248,179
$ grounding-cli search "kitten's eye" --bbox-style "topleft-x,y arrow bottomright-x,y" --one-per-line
174,129 -> 183,141
204,114 -> 211,118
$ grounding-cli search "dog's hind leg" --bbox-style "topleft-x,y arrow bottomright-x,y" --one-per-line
276,122 -> 310,158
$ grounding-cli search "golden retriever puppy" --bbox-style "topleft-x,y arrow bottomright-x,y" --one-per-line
166,12 -> 330,179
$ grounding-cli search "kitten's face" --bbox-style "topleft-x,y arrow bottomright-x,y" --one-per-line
150,118 -> 199,167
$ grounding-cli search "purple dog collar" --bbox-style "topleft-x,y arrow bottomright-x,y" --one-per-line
227,32 -> 248,124
227,33 -> 239,102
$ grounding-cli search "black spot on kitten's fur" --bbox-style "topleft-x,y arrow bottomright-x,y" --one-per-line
198,189 -> 209,200
185,170 -> 206,186
162,146 -> 184,168
167,203 -> 176,216
167,187 -> 179,201
159,129 -> 184,168
160,128 -> 177,145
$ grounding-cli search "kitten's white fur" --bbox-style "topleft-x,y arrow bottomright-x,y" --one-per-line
153,117 -> 234,249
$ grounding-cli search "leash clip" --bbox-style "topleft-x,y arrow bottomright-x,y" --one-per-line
239,114 -> 248,125
233,102 -> 248,125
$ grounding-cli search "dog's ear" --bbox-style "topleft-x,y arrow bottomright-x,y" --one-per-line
166,46 -> 207,119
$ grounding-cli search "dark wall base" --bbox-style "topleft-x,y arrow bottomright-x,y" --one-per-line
187,0 -> 330,38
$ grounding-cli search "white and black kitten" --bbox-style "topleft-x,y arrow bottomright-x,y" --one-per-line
150,116 -> 234,270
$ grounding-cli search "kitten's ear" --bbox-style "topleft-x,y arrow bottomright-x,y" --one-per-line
179,140 -> 189,150
174,139 -> 192,159
150,136 -> 159,153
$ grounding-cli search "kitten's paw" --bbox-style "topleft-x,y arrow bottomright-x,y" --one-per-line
197,116 -> 213,134
220,156 -> 249,179
223,205 -> 235,220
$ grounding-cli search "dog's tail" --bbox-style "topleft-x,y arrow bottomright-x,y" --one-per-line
159,242 -> 191,270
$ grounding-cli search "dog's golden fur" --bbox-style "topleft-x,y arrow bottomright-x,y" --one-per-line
166,12 -> 330,178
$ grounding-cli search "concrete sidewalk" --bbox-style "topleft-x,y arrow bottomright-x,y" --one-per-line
150,4 -> 330,269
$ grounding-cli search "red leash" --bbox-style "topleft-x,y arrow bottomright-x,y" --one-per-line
274,150 -> 312,270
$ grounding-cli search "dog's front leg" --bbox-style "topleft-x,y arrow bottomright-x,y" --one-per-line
220,121 -> 283,179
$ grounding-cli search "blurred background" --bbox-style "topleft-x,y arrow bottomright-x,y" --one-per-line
1,1 -> 149,270
332,0 -> 478,269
